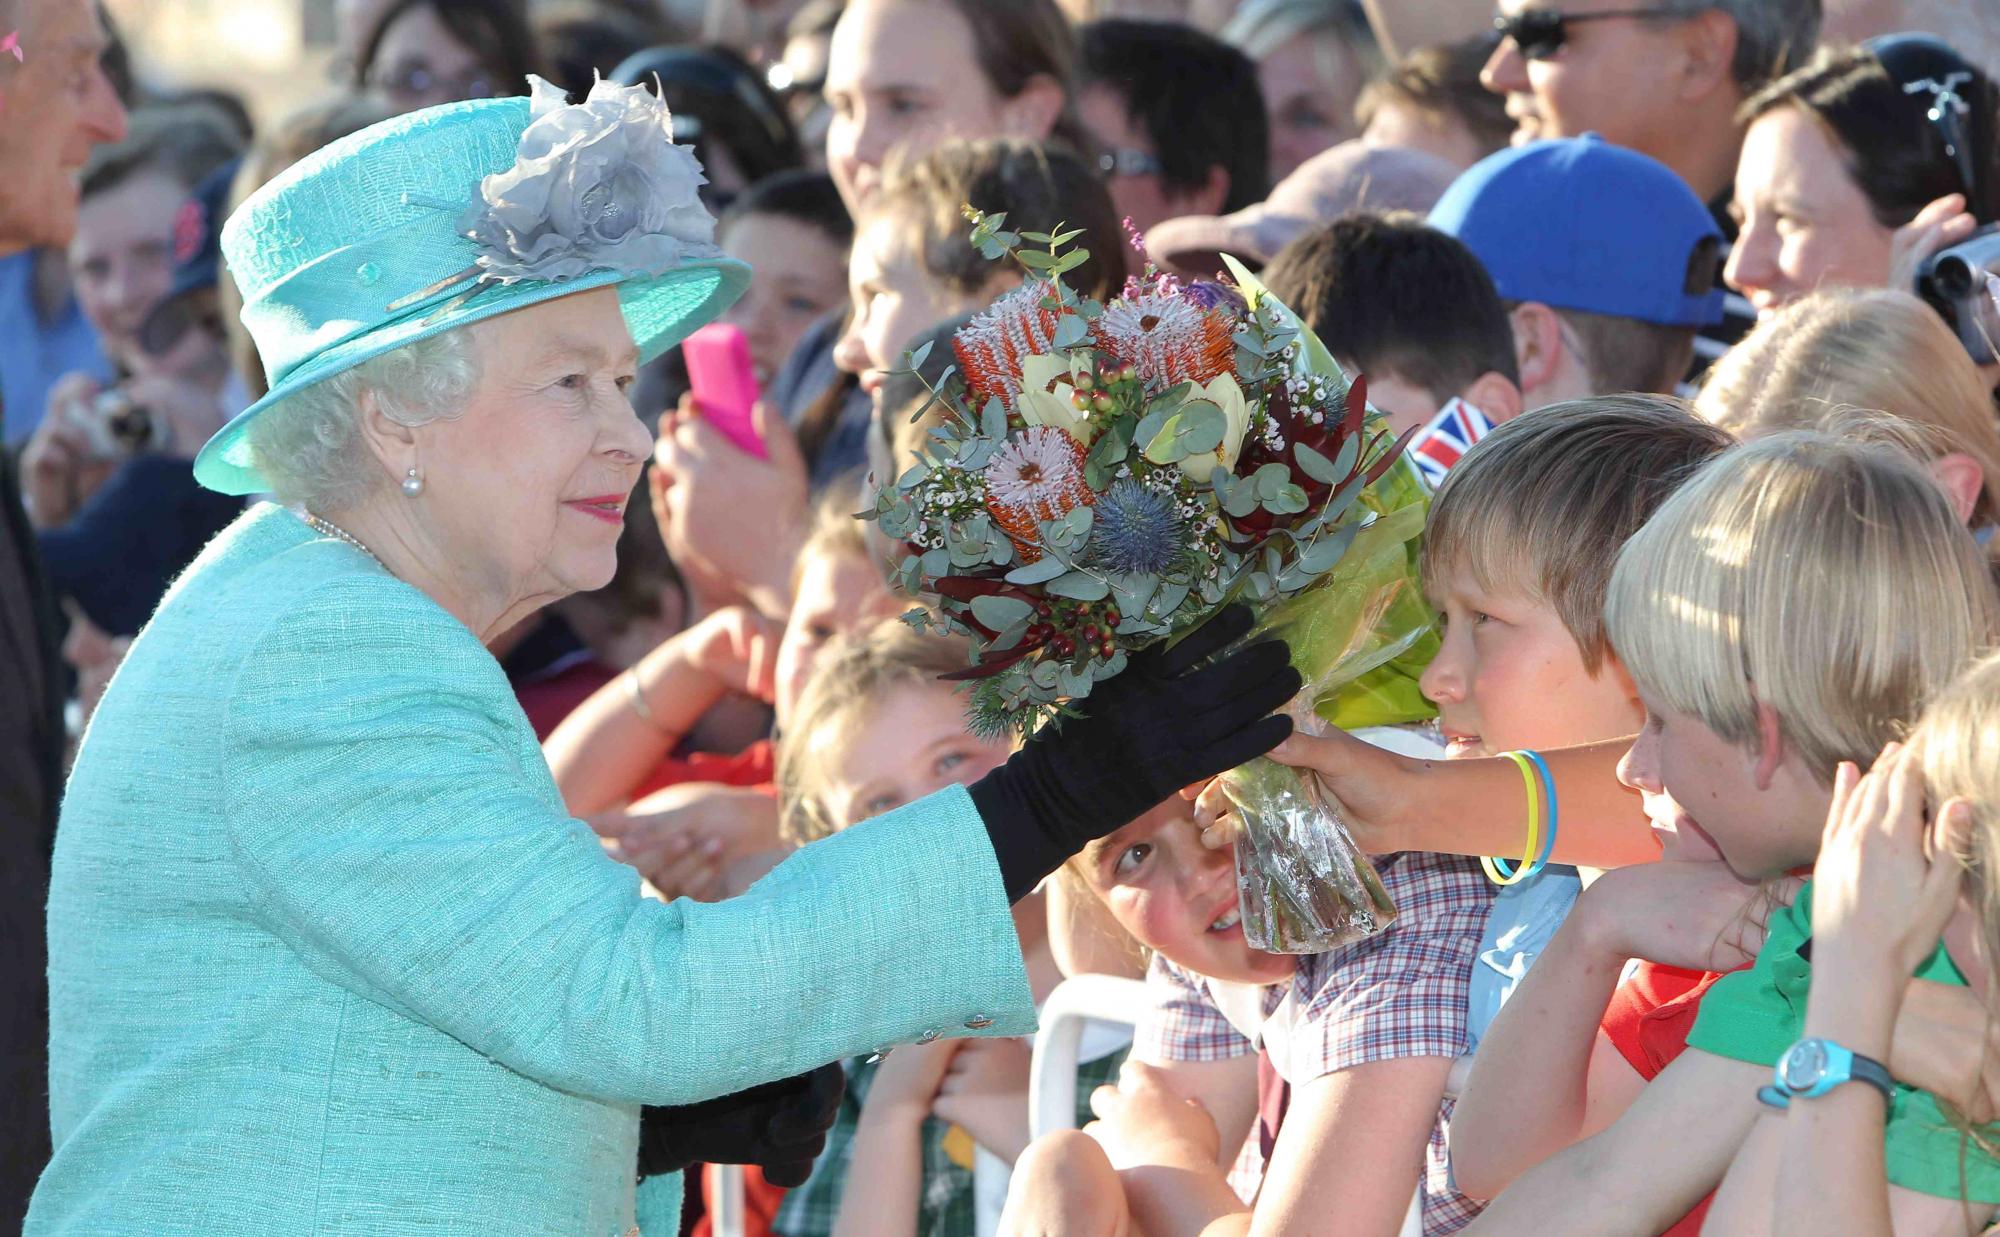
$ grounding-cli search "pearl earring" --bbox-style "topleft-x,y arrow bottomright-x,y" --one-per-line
401,467 -> 425,498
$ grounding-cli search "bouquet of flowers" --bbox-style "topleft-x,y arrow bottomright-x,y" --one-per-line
870,211 -> 1435,952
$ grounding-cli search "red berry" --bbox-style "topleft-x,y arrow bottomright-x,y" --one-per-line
1083,625 -> 1100,641
1053,635 -> 1076,657
1037,603 -> 1053,618
1105,609 -> 1121,626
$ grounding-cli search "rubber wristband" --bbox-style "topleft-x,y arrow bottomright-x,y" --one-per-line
1520,748 -> 1558,877
1482,751 -> 1540,886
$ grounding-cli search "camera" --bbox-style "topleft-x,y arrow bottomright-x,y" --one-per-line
1915,224 -> 2000,367
80,389 -> 156,459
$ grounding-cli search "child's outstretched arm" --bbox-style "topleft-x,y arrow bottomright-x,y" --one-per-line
1452,861 -> 1796,1198
832,1042 -> 963,1237
544,605 -> 778,815
1462,1047 -> 1767,1236
1196,733 -> 1660,868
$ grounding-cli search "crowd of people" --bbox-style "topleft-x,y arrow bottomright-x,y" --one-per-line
5,0 -> 2000,1233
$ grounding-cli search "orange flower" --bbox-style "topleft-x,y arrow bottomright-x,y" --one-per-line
952,282 -> 1064,410
983,426 -> 1094,562
1094,292 -> 1235,389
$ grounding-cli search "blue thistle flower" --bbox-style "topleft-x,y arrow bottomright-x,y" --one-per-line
1089,479 -> 1186,575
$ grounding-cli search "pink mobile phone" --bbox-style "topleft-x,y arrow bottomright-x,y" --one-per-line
683,323 -> 767,459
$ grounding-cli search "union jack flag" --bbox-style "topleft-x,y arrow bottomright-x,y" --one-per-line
1408,398 -> 1496,488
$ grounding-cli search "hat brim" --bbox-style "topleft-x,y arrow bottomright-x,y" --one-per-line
194,256 -> 751,496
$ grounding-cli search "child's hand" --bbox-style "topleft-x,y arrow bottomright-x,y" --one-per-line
687,605 -> 782,702
1084,1060 -> 1221,1174
595,784 -> 781,901
1191,729 -> 1422,853
864,1039 -> 964,1123
1578,860 -> 1803,973
1887,193 -> 1980,295
931,1037 -> 1033,1163
651,396 -> 808,620
1812,745 -> 1969,987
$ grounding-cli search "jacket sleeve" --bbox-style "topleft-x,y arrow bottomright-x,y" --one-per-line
219,574 -> 1035,1105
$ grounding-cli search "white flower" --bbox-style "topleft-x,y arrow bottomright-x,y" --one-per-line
461,75 -> 722,283
1015,352 -> 1094,446
1174,373 -> 1251,483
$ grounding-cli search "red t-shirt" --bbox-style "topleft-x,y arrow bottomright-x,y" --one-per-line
629,739 -> 777,803
1598,961 -> 1742,1237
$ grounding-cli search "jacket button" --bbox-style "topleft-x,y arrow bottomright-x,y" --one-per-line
964,1014 -> 994,1030
916,1029 -> 941,1044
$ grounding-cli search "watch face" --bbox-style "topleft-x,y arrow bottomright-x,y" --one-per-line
1781,1039 -> 1829,1091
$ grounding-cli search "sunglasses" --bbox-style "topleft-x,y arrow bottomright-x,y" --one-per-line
1493,6 -> 1695,60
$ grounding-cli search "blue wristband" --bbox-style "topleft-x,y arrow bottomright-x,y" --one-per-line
1520,749 -> 1557,878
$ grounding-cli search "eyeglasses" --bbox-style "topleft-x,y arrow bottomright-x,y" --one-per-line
1097,148 -> 1165,179
1492,6 -> 1697,60
367,61 -> 498,104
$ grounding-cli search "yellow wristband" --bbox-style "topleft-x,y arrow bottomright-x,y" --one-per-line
1482,750 -> 1540,886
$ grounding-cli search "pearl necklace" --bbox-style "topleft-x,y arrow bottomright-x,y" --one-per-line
298,509 -> 381,564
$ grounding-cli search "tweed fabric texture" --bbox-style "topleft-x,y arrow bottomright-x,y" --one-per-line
32,503 -> 1034,1235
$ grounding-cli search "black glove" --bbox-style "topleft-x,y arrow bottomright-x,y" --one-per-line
968,604 -> 1300,901
637,1061 -> 846,1187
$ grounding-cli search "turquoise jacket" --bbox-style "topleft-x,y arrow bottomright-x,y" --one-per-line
30,504 -> 1035,1235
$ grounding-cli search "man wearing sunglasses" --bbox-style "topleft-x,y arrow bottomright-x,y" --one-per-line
1481,0 -> 1819,376
1483,1 -> 1819,205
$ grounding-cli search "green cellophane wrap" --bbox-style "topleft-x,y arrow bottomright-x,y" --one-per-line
1218,257 -> 1438,954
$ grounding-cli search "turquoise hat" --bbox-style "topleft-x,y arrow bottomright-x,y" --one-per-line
196,77 -> 752,495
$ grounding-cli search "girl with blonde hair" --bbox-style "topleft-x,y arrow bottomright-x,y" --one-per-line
1696,287 -> 2000,527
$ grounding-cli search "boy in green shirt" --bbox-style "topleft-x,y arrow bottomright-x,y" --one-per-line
1460,433 -> 2000,1235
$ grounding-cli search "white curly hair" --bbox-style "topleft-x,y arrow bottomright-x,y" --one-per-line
244,328 -> 482,512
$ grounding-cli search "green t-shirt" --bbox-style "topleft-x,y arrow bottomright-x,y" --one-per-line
1687,880 -> 2000,1204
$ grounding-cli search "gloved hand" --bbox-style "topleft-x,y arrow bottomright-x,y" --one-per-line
637,1061 -> 845,1186
968,604 -> 1300,901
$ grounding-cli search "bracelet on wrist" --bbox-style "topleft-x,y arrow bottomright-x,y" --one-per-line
624,665 -> 675,737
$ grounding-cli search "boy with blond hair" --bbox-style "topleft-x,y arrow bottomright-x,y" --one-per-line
1009,397 -> 1732,1237
1462,433 -> 2000,1236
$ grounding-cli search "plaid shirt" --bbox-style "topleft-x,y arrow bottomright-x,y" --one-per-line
1134,850 -> 1495,1235
773,1044 -> 1126,1237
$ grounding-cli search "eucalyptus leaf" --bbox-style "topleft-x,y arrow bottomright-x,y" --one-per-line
1030,660 -> 1063,690
1223,484 -> 1262,519
981,397 -> 1007,442
1006,556 -> 1071,585
1142,400 -> 1226,465
1252,462 -> 1292,499
919,547 -> 951,579
1052,227 -> 1084,245
1057,663 -> 1092,699
1053,314 -> 1091,349
970,594 -> 1035,631
993,616 -> 1031,651
1293,443 -> 1339,485
1330,432 -> 1360,480
1265,483 -> 1310,516
1019,230 -> 1055,244
1152,580 -> 1191,616
1016,249 -> 1057,271
1295,523 -> 1360,575
906,339 -> 934,372
1046,570 -> 1111,601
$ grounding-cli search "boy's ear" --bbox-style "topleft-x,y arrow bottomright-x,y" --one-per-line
1509,302 -> 1565,401
1928,451 -> 1985,525
1463,370 -> 1523,425
1751,698 -> 1786,791
998,73 -> 1066,142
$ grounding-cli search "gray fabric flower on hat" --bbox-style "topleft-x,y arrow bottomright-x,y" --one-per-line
461,75 -> 723,284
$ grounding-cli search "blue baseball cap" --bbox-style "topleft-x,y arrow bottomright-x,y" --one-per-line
1428,135 -> 1724,329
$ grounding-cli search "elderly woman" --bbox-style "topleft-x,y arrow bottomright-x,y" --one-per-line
28,81 -> 1299,1235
